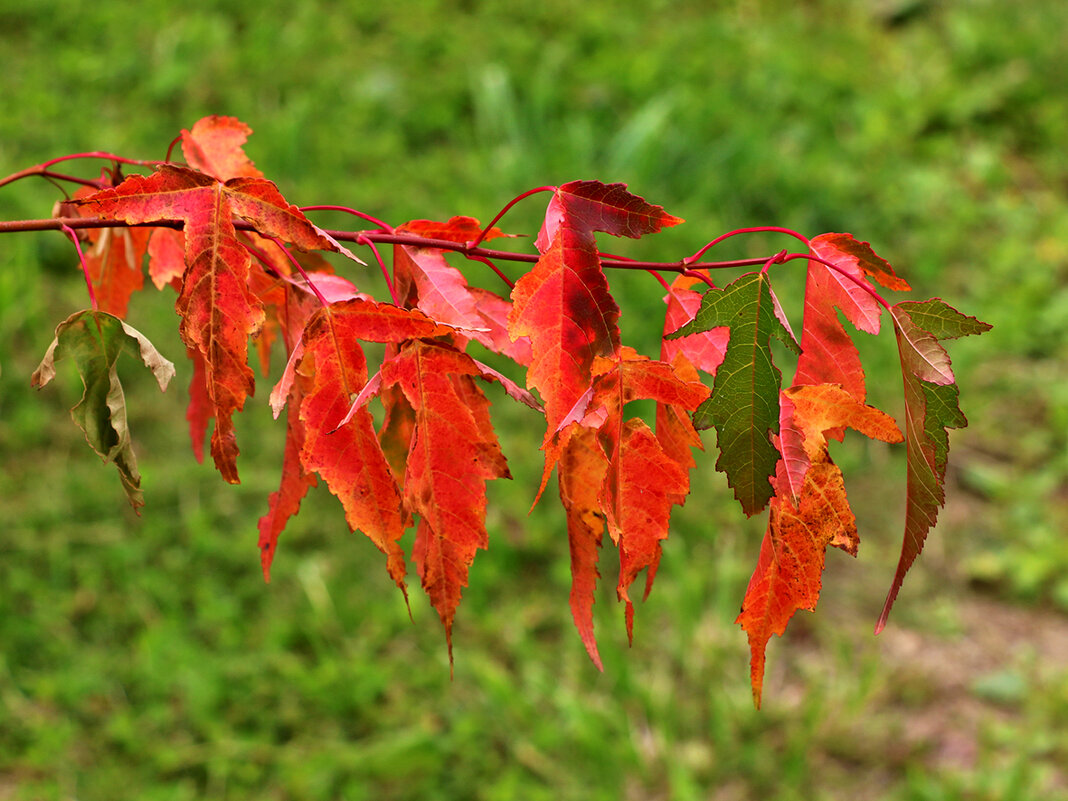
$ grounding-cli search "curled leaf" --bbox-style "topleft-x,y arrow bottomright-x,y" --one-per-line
31,310 -> 174,512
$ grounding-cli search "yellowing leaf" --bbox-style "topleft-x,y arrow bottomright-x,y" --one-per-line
31,310 -> 174,511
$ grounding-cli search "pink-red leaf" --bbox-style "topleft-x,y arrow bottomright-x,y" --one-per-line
809,233 -> 911,293
661,274 -> 729,375
792,237 -> 891,428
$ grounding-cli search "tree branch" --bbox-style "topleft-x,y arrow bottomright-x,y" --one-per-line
0,216 -> 778,274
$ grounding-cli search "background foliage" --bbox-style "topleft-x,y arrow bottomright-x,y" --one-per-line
1,0 -> 1066,798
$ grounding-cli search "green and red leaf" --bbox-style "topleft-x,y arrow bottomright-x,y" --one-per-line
876,300 -> 990,632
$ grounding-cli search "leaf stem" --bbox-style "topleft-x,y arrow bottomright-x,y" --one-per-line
61,224 -> 97,311
466,254 -> 515,289
760,249 -> 789,275
0,153 -> 165,190
469,186 -> 556,249
164,135 -> 182,163
685,226 -> 810,265
356,234 -> 400,306
781,252 -> 891,310
302,205 -> 395,234
0,216 -> 801,276
269,237 -> 330,307
681,268 -> 717,289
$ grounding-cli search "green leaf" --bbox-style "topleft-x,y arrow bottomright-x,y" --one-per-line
31,310 -> 175,512
668,272 -> 800,515
894,298 -> 992,341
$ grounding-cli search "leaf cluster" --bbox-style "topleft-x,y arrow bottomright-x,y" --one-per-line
2,116 -> 990,705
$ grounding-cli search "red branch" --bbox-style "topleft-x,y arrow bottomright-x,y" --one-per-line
0,216 -> 778,275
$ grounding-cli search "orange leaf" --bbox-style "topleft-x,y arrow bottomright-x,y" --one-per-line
737,461 -> 851,708
552,348 -> 707,655
181,115 -> 263,181
738,383 -> 902,707
603,418 -> 689,643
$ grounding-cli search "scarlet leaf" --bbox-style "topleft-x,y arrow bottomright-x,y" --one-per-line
510,181 -> 681,441
380,341 -> 511,663
296,299 -> 455,594
31,310 -> 174,512
509,227 -> 620,437
669,272 -> 800,515
257,398 -> 317,582
877,300 -> 990,633
185,346 -> 213,464
535,180 -> 684,248
771,392 -> 808,508
74,164 -> 353,481
557,425 -> 609,671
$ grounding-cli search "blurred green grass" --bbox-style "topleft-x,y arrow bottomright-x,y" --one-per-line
2,0 -> 1067,799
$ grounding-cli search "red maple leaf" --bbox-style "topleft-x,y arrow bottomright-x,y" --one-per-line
295,299 -> 457,593
380,340 -> 511,664
508,181 -> 682,442
549,347 -> 708,664
74,164 -> 342,481
793,234 -> 894,410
